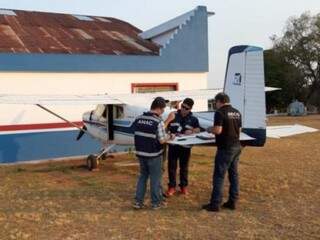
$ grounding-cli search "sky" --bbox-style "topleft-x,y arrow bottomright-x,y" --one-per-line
0,0 -> 319,88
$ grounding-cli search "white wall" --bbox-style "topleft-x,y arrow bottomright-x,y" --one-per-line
0,72 -> 208,126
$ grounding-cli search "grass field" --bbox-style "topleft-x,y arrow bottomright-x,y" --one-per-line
0,115 -> 319,240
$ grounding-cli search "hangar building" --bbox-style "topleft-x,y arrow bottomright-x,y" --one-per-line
0,6 -> 211,163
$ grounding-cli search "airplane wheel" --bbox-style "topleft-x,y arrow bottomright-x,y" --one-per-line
87,155 -> 99,171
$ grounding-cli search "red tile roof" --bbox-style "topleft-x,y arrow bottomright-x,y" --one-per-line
0,9 -> 160,55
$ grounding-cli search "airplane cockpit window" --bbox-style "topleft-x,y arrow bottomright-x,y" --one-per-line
94,104 -> 106,117
90,105 -> 124,124
92,104 -> 107,123
114,105 -> 124,119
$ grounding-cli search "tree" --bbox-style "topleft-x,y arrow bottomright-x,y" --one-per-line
264,49 -> 307,112
271,12 -> 320,109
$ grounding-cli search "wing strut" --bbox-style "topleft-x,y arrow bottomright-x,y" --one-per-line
36,104 -> 84,131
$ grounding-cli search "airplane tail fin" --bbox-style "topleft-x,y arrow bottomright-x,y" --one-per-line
224,45 -> 266,146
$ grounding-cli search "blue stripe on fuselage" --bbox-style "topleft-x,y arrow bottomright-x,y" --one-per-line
0,130 -> 101,163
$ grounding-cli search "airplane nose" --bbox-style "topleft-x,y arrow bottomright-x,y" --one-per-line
78,110 -> 109,142
77,112 -> 91,141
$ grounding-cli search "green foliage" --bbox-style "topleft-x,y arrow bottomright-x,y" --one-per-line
264,49 -> 307,111
267,11 -> 320,110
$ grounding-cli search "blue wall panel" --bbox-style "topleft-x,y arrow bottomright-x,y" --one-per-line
0,131 -> 102,163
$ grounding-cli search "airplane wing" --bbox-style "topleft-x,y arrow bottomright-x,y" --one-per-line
0,89 -> 220,106
0,87 -> 279,106
168,132 -> 255,146
194,113 -> 318,139
0,94 -> 124,105
266,124 -> 318,138
168,124 -> 318,146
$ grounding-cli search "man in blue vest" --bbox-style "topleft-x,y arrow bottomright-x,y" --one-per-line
164,98 -> 200,196
133,97 -> 173,210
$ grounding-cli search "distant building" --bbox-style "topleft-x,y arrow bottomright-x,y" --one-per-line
288,100 -> 306,116
0,6 -> 211,163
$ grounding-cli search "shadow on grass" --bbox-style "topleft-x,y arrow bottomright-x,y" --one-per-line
28,164 -> 88,174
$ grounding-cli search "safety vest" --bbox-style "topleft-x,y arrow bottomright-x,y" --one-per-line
168,111 -> 196,134
134,112 -> 163,158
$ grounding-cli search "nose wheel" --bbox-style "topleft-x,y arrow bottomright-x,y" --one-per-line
86,155 -> 100,171
86,144 -> 116,171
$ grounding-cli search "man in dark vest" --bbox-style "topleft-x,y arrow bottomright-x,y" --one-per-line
133,97 -> 173,210
164,98 -> 200,196
202,92 -> 242,212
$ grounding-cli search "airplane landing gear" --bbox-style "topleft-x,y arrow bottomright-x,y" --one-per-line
86,144 -> 116,171
86,154 -> 99,171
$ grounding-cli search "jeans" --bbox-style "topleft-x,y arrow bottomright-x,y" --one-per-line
168,145 -> 191,188
135,155 -> 163,206
210,145 -> 241,206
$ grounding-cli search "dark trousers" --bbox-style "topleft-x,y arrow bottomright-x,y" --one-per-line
210,145 -> 241,206
168,145 -> 191,188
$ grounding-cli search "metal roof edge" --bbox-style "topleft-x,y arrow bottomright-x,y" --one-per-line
139,6 -> 206,40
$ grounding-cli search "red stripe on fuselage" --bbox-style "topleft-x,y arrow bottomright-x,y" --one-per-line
0,122 -> 84,131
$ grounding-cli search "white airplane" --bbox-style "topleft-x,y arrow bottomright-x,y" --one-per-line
0,46 -> 317,169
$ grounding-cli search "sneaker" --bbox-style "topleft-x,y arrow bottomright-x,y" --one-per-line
180,186 -> 188,195
152,201 -> 167,210
133,202 -> 145,210
201,203 -> 220,212
165,187 -> 176,197
222,200 -> 236,210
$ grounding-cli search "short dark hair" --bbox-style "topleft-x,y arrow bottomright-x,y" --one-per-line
183,98 -> 194,108
151,97 -> 167,110
214,92 -> 230,104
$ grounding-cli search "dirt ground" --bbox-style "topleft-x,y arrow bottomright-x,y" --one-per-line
0,115 -> 319,240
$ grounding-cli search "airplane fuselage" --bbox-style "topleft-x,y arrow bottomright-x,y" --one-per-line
82,104 -> 214,146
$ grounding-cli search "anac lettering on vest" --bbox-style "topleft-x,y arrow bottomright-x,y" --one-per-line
138,119 -> 154,126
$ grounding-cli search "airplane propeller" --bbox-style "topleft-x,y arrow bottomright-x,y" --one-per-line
76,125 -> 87,140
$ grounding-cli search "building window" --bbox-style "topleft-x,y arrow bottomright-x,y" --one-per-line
131,83 -> 178,93
0,9 -> 16,16
73,15 -> 94,21
95,17 -> 111,23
